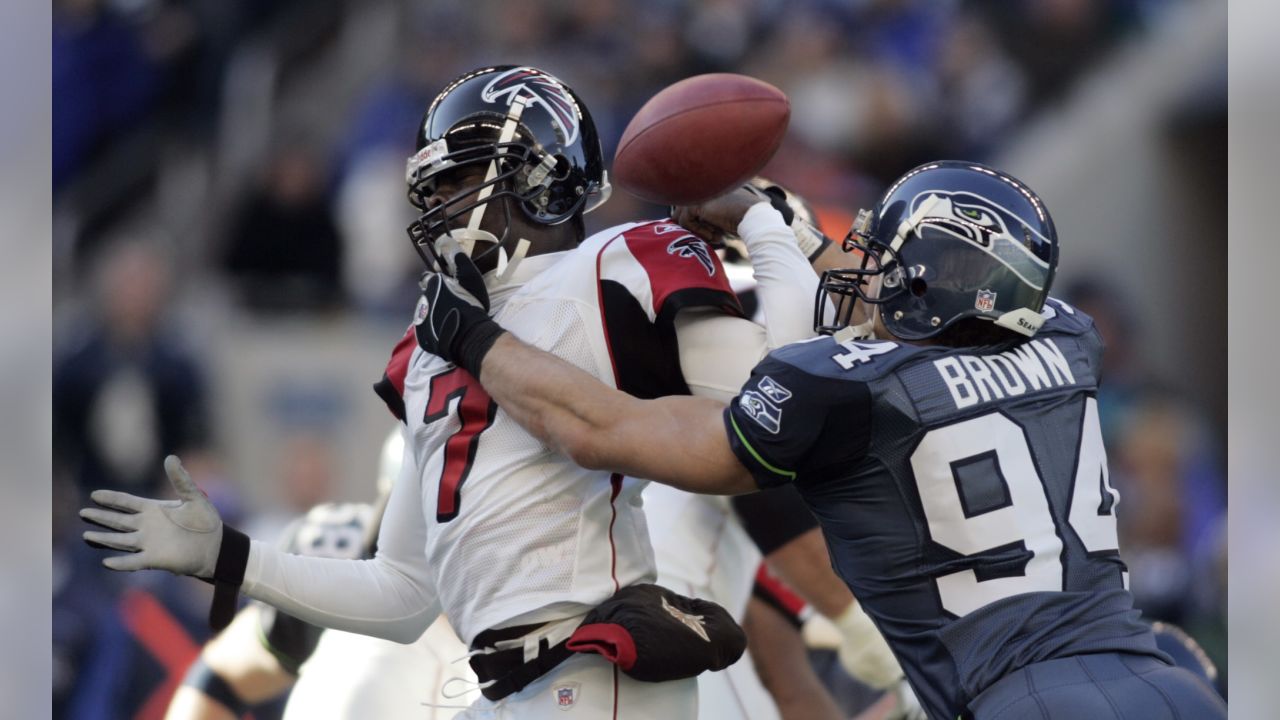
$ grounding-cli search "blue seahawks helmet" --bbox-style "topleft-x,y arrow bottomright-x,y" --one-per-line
816,160 -> 1058,341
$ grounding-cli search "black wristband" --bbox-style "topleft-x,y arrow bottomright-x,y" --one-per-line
456,318 -> 508,379
182,655 -> 251,717
210,526 -> 250,631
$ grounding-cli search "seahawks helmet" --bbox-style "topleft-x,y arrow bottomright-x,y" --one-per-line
405,65 -> 610,272
817,160 -> 1058,341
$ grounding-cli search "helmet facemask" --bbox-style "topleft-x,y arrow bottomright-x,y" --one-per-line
813,209 -> 908,340
406,139 -> 548,275
404,66 -> 611,282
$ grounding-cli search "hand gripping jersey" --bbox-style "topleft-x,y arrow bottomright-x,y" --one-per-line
374,220 -> 741,645
724,299 -> 1165,720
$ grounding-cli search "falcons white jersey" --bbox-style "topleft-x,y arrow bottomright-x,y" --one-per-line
373,221 -> 742,645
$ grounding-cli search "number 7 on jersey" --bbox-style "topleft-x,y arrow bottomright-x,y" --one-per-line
424,367 -> 498,522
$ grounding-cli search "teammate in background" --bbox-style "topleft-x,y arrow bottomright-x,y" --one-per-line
406,160 -> 1228,719
82,65 -> 900,718
165,431 -> 474,720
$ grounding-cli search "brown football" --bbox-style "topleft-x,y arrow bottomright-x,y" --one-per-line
613,74 -> 790,206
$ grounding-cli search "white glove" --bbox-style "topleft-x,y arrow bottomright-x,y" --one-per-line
834,602 -> 904,690
80,455 -> 223,578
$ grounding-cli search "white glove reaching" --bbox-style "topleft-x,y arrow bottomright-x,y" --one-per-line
80,455 -> 224,578
834,601 -> 904,690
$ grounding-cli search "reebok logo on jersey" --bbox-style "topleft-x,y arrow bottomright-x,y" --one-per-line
661,596 -> 710,642
757,376 -> 792,404
666,236 -> 716,277
739,390 -> 782,434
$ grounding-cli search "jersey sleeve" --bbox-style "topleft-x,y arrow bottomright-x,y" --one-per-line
241,448 -> 440,644
723,352 -> 871,489
372,326 -> 416,423
256,504 -> 377,672
597,222 -> 745,400
617,221 -> 743,327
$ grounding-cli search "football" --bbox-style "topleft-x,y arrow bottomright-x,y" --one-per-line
612,73 -> 790,206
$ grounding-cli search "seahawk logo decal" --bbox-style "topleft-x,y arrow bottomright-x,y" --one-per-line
481,67 -> 580,145
666,235 -> 716,277
910,190 -> 1051,291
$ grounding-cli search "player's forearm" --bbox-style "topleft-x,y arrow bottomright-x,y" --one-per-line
241,545 -> 439,644
745,598 -> 844,720
765,527 -> 856,619
479,333 -> 638,466
811,241 -> 861,274
480,334 -> 757,494
739,203 -> 820,348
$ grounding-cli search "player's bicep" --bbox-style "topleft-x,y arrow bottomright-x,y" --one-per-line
724,362 -> 832,488
674,309 -> 769,404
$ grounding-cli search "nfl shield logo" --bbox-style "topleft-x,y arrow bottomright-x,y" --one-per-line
975,289 -> 997,312
554,682 -> 580,710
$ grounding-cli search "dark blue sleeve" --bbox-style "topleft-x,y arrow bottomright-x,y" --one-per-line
723,355 -> 861,489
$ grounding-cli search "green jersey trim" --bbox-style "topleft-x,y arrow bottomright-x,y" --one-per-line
730,413 -> 797,480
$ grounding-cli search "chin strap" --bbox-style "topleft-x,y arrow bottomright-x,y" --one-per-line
494,238 -> 531,286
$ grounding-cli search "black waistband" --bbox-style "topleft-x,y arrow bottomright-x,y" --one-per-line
469,621 -> 577,702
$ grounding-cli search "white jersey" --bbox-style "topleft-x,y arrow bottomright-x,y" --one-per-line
284,616 -> 474,720
646,486 -> 782,720
374,221 -> 743,645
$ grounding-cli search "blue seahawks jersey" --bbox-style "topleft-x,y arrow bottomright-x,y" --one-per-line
724,299 -> 1164,720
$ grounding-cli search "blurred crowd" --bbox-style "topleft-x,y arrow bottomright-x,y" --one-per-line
52,0 -> 1224,717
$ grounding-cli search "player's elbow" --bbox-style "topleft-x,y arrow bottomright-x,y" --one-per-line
557,424 -> 613,472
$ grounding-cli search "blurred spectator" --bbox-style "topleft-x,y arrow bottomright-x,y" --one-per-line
334,26 -> 466,316
53,0 -> 160,190
972,0 -> 1120,107
53,471 -> 117,718
53,240 -> 211,498
245,433 -> 339,543
61,461 -> 255,720
1114,396 -> 1225,625
223,143 -> 345,313
935,14 -> 1028,157
1062,278 -> 1145,443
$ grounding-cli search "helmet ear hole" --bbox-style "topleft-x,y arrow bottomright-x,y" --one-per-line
909,277 -> 928,297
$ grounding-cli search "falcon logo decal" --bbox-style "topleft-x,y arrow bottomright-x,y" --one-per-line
661,596 -> 710,642
667,235 -> 716,277
481,67 -> 580,145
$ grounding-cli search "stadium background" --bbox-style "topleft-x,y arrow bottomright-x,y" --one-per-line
51,0 -> 1226,717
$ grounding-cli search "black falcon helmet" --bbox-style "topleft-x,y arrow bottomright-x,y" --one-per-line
816,160 -> 1059,341
404,65 -> 610,272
